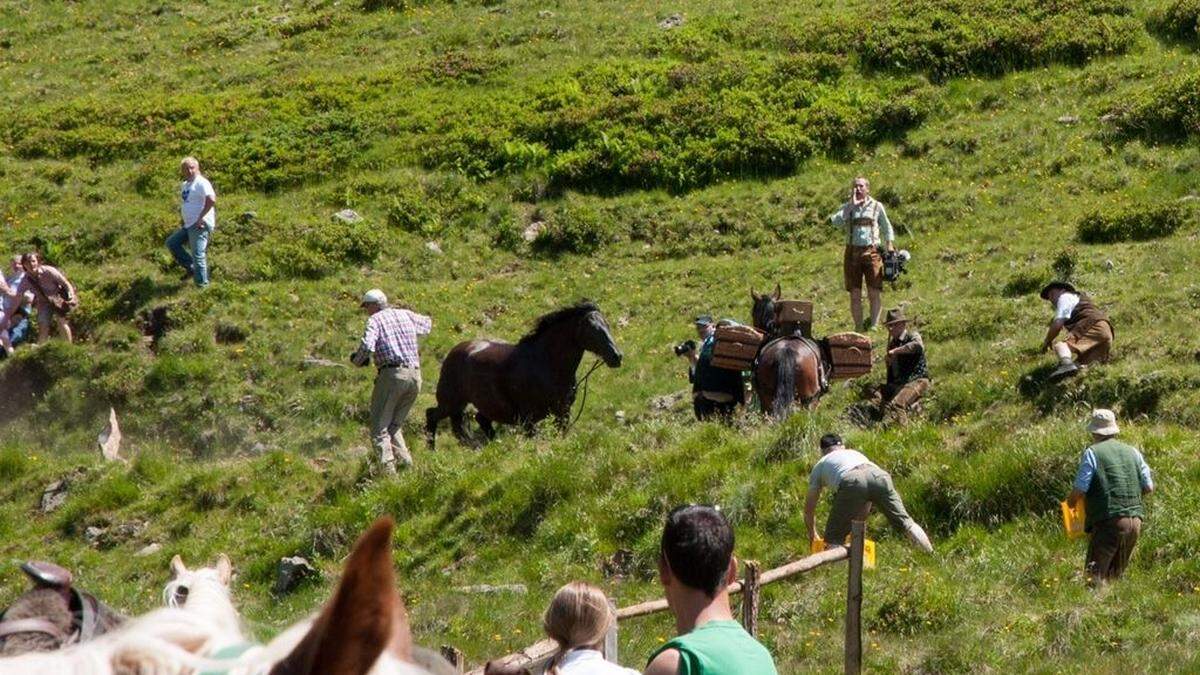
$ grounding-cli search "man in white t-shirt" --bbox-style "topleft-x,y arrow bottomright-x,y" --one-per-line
1039,281 -> 1113,381
166,157 -> 217,287
804,433 -> 933,552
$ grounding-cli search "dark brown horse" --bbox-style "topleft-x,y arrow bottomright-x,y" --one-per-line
425,302 -> 622,447
750,286 -> 826,419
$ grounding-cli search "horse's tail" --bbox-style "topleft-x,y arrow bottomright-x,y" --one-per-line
773,345 -> 797,420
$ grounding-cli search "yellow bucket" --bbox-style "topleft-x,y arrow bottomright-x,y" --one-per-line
1061,500 -> 1086,540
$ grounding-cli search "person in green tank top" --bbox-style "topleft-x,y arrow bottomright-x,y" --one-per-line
645,505 -> 778,675
1065,409 -> 1154,584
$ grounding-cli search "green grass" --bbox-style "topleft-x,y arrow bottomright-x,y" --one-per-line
1,0 -> 1200,672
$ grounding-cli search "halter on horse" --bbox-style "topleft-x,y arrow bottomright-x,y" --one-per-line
0,561 -> 124,657
750,287 -> 827,419
426,302 -> 622,447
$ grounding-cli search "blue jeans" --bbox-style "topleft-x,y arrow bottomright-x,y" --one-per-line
8,316 -> 29,347
166,224 -> 212,286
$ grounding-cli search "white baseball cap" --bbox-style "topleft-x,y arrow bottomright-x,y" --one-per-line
1085,409 -> 1120,436
360,289 -> 387,306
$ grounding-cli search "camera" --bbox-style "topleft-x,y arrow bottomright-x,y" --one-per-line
674,339 -> 697,356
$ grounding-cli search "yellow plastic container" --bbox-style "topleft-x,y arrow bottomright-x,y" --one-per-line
811,536 -> 876,569
1061,500 -> 1086,540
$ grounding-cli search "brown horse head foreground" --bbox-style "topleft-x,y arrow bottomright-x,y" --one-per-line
750,287 -> 825,419
426,302 -> 622,447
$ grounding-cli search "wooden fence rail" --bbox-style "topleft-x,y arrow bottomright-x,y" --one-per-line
464,527 -> 864,675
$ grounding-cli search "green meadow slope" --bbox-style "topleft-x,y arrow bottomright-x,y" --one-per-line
1,0 -> 1200,671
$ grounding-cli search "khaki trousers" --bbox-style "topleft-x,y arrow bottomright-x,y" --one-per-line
370,366 -> 421,466
825,466 -> 915,544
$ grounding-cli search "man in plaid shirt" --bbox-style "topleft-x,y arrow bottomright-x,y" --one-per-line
351,288 -> 432,473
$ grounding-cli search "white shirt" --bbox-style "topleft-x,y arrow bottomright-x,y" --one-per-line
181,175 -> 217,228
808,448 -> 874,492
1054,292 -> 1080,321
555,649 -> 639,675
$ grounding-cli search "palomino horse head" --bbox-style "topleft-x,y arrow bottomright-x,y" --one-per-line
750,283 -> 782,334
577,306 -> 623,368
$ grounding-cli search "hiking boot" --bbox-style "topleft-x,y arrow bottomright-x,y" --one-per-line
906,522 -> 934,553
861,319 -> 877,332
180,267 -> 194,281
380,460 -> 398,476
1049,362 -> 1080,382
395,447 -> 414,468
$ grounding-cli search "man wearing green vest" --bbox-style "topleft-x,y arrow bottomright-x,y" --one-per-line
1065,409 -> 1154,583
646,505 -> 778,675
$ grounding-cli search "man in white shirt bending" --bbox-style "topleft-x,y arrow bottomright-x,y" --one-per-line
166,157 -> 217,287
804,433 -> 933,552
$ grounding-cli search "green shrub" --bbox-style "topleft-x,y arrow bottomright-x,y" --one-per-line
1110,71 -> 1200,143
1147,0 -> 1200,42
1077,202 -> 1187,243
532,197 -> 617,255
257,216 -> 383,280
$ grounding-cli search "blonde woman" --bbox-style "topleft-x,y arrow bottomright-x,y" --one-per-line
543,582 -> 637,675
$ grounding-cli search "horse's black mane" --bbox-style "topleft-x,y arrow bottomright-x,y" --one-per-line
518,301 -> 599,345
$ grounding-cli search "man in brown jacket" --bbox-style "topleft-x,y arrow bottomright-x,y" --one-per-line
1040,282 -> 1112,381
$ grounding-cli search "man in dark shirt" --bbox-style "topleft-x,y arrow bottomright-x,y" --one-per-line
879,308 -> 929,425
682,316 -> 744,422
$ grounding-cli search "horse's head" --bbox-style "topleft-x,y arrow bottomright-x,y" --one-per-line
751,284 -> 782,333
579,308 -> 622,368
164,554 -> 233,609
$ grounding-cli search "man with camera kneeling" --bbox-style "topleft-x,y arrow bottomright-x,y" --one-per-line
677,315 -> 744,422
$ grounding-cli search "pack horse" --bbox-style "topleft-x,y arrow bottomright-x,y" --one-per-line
426,302 -> 623,446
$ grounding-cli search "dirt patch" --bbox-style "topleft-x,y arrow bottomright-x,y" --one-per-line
0,359 -> 54,425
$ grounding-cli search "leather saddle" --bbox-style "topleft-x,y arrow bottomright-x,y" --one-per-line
0,561 -> 108,648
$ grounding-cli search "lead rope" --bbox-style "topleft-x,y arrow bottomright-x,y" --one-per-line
566,358 -> 604,430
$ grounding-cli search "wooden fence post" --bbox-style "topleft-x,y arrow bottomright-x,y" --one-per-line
741,560 -> 761,636
844,521 -> 865,675
603,598 -> 619,664
440,645 -> 465,673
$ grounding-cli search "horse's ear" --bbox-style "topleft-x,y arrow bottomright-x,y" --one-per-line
170,555 -> 187,579
750,287 -> 759,301
773,283 -> 782,300
269,517 -> 410,675
215,554 -> 233,586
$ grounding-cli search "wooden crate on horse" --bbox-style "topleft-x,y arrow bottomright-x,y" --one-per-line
712,325 -> 765,372
825,332 -> 872,380
774,300 -> 813,337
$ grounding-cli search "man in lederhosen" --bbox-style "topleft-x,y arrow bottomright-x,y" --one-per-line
1039,282 -> 1113,381
828,177 -> 896,331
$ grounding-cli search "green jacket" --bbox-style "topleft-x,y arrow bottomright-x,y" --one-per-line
648,620 -> 778,675
1084,439 -> 1146,531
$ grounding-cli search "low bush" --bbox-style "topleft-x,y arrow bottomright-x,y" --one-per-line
1147,0 -> 1200,43
257,216 -> 383,280
1109,71 -> 1200,143
532,196 -> 618,255
1076,202 -> 1187,243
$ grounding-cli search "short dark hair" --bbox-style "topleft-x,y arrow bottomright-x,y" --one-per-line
660,505 -> 734,597
819,434 -> 842,449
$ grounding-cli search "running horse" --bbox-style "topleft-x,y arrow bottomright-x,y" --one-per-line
426,302 -> 623,447
750,286 -> 827,419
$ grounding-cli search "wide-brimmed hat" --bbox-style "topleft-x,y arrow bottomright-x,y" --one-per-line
360,288 -> 387,306
1085,409 -> 1120,435
1039,281 -> 1077,300
883,308 -> 910,326
693,315 -> 714,326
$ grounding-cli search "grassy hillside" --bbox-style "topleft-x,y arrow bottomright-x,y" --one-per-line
1,0 -> 1199,672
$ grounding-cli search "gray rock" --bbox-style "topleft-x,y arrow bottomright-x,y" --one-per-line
650,390 -> 689,411
1105,259 -> 1115,271
40,480 -> 70,514
658,13 -> 685,29
135,543 -> 162,557
1056,115 -> 1080,125
1098,112 -> 1119,124
1179,194 -> 1199,202
332,209 -> 362,224
537,10 -> 554,18
302,356 -> 347,369
274,556 -> 318,595
84,526 -> 107,546
522,221 -> 545,243
424,241 -> 444,255
453,583 -> 528,595
98,407 -> 122,462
